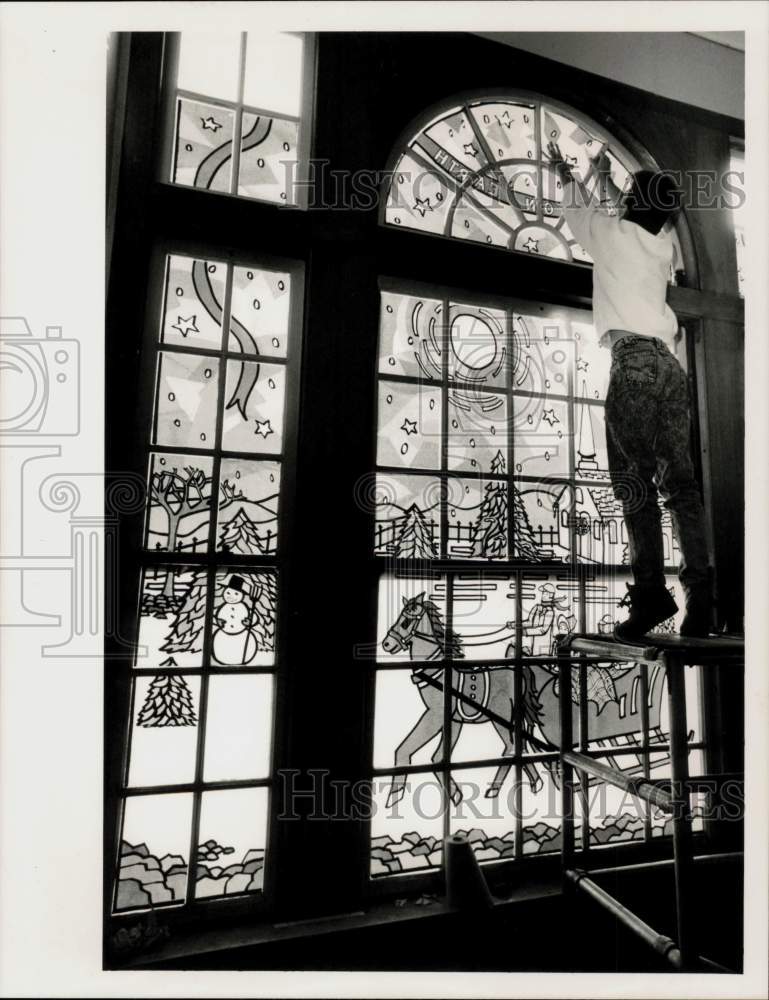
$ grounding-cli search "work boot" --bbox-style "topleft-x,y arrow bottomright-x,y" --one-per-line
680,587 -> 713,637
613,583 -> 678,642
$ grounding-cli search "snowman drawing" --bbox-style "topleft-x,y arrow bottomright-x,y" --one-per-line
212,574 -> 258,665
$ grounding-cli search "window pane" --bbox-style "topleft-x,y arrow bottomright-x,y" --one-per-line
447,475 -> 508,561
222,360 -> 286,454
238,113 -> 299,204
447,391 -> 508,474
451,573 -> 517,662
136,567 -> 208,669
467,102 -> 536,161
449,766 -> 517,861
521,767 -> 564,855
243,32 -> 303,117
370,775 -> 444,878
450,665 -> 519,764
177,31 -> 242,102
195,788 -> 269,897
377,380 -> 442,471
377,572 -> 448,664
373,669 -> 444,770
521,571 -> 580,656
218,458 -> 281,555
127,675 -> 201,787
173,98 -> 235,192
374,473 -> 440,558
512,394 -> 569,479
385,152 -> 453,235
230,266 -> 292,358
572,319 -> 610,401
115,793 -> 193,912
212,570 -> 276,667
448,302 -> 507,388
512,311 -> 574,397
145,452 -> 214,554
515,481 -> 569,562
203,675 -> 274,781
585,764 -> 647,848
161,255 -> 226,350
379,290 -> 444,380
152,351 -> 219,450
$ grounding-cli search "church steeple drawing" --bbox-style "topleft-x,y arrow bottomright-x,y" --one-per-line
576,383 -> 599,472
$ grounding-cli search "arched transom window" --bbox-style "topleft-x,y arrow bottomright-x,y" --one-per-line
384,95 -> 683,274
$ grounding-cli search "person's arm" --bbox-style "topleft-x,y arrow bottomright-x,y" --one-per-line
546,140 -> 602,253
592,150 -> 624,211
546,141 -> 619,254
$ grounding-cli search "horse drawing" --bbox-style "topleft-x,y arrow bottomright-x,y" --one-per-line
381,592 -> 557,806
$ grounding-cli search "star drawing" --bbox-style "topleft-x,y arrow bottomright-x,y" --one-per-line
413,197 -> 433,217
172,315 -> 199,338
401,418 -> 418,436
201,116 -> 223,132
254,419 -> 274,438
542,408 -> 559,426
523,236 -> 539,253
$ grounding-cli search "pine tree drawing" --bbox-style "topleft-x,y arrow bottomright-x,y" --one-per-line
471,450 -> 508,557
161,572 -> 207,653
138,672 -> 197,727
395,504 -> 437,558
512,483 -> 542,561
241,572 -> 277,652
219,508 -> 264,555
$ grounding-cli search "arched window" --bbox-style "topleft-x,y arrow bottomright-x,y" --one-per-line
382,94 -> 684,276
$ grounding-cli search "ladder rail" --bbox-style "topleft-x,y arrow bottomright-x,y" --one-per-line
556,634 -> 744,973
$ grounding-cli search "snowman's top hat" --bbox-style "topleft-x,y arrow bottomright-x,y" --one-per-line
226,574 -> 252,597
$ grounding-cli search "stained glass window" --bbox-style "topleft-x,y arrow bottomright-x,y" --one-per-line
113,249 -> 301,914
369,281 -> 704,877
384,97 -> 684,279
167,31 -> 308,206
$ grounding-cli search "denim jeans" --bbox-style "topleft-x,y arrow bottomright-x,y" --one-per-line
604,333 -> 710,595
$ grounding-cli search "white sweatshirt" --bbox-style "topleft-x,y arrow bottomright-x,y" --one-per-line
561,197 -> 679,351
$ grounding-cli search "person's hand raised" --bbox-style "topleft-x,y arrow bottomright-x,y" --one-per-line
545,140 -> 573,182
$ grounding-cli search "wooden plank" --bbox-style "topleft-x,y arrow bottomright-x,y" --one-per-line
563,750 -> 675,813
668,285 -> 744,323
